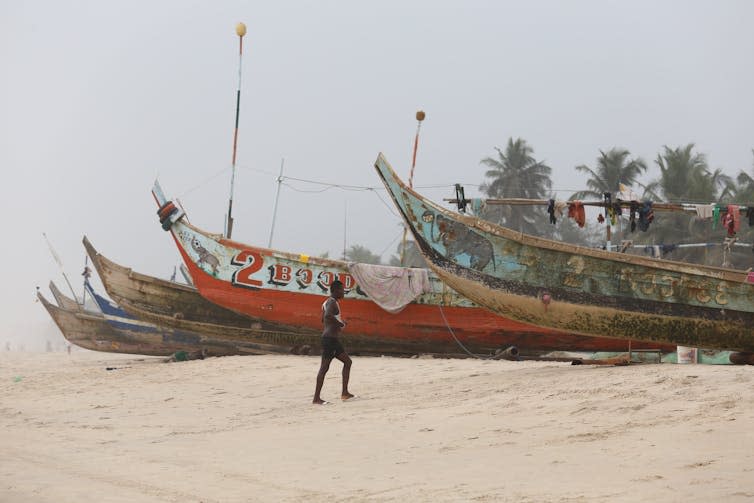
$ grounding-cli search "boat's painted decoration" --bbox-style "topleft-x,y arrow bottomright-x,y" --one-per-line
373,152 -> 754,351
152,182 -> 674,355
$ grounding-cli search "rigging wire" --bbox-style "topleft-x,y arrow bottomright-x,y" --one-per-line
238,163 -> 286,177
279,173 -> 483,192
378,229 -> 404,258
282,175 -> 379,191
175,162 -> 280,199
177,166 -> 231,198
161,152 -> 749,207
175,163 -> 717,210
369,188 -> 401,219
279,181 -> 334,194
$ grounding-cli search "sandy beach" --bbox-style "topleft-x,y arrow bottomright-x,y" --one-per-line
1,350 -> 753,502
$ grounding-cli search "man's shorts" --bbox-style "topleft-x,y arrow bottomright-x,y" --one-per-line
321,337 -> 345,359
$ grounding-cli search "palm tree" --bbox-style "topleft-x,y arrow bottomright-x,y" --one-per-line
639,144 -> 734,265
732,149 -> 754,202
570,148 -> 647,200
644,144 -> 732,203
568,148 -> 648,248
479,138 -> 552,235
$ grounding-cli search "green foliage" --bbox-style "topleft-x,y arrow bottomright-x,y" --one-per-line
470,141 -> 754,270
479,138 -> 553,235
623,144 -> 736,266
644,144 -> 733,203
570,148 -> 648,200
731,149 -> 754,202
565,147 -> 650,250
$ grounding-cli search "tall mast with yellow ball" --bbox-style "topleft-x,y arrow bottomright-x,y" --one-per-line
400,110 -> 425,265
408,110 -> 425,189
226,22 -> 246,239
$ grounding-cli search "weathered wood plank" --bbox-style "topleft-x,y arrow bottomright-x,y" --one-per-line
149,182 -> 675,355
374,153 -> 754,352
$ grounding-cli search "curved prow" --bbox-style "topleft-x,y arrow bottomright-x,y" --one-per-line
152,180 -> 185,231
373,152 -> 754,352
49,281 -> 81,311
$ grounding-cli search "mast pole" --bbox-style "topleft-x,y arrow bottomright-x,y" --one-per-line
267,158 -> 285,248
82,255 -> 91,307
42,233 -> 78,304
226,22 -> 247,239
343,201 -> 348,261
401,110 -> 425,265
408,110 -> 425,189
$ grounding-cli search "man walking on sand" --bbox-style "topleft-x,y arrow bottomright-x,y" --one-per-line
313,280 -> 355,404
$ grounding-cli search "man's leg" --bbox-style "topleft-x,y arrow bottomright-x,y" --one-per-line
313,356 -> 332,404
335,351 -> 353,399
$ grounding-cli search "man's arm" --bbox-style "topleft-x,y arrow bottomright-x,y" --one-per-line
323,299 -> 345,328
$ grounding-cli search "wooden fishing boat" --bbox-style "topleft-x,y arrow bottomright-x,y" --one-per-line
39,289 -> 181,355
84,236 -> 271,330
373,152 -> 754,351
84,237 -> 326,355
85,279 -> 292,356
151,182 -> 675,355
49,281 -> 82,311
43,282 -> 281,356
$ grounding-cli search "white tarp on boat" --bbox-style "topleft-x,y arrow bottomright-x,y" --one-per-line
347,263 -> 432,313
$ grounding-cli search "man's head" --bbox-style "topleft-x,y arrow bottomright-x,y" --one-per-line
330,280 -> 344,299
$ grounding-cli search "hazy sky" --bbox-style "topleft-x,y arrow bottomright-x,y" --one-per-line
2,1 -> 753,347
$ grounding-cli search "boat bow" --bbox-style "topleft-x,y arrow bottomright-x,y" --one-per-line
373,152 -> 754,351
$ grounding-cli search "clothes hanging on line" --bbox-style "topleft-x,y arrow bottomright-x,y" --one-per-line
567,201 -> 585,228
638,201 -> 654,232
695,204 -> 714,219
722,204 -> 741,237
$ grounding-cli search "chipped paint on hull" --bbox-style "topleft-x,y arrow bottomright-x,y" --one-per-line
149,198 -> 674,355
40,286 -> 283,357
374,153 -> 754,352
85,237 -> 322,355
39,291 -> 187,356
84,237 -> 258,330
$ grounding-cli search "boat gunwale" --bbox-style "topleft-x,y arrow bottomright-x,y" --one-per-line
374,152 -> 750,283
373,152 -> 754,351
84,236 -> 199,295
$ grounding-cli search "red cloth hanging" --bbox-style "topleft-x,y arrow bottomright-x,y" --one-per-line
722,204 -> 740,237
568,201 -> 586,228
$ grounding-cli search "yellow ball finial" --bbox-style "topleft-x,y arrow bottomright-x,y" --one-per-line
416,110 -> 426,122
236,22 -> 247,37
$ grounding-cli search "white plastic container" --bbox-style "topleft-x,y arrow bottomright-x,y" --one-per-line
677,346 -> 697,364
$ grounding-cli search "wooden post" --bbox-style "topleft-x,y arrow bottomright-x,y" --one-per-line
401,110 -> 425,265
226,22 -> 247,239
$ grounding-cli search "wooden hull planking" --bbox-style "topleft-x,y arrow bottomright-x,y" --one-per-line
49,281 -> 82,312
39,291 -> 183,355
86,237 -> 327,355
45,282 -> 282,357
373,153 -> 754,351
152,183 -> 674,355
84,236 -> 258,329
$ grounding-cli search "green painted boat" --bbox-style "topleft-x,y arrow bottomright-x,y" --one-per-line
374,153 -> 754,352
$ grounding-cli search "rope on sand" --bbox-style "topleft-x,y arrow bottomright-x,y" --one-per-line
437,304 -> 491,360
